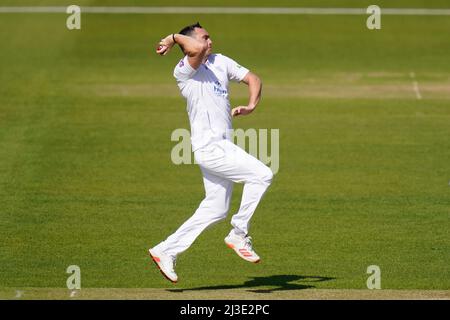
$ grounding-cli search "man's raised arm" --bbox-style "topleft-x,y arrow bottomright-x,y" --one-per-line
156,33 -> 207,70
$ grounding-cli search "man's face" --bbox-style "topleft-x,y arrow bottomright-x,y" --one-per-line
193,27 -> 212,56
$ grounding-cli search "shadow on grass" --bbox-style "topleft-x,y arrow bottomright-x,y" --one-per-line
167,274 -> 335,293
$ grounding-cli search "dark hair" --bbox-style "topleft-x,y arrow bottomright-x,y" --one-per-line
177,22 -> 203,54
179,22 -> 202,37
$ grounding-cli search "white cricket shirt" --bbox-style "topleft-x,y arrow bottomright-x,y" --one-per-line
173,53 -> 249,151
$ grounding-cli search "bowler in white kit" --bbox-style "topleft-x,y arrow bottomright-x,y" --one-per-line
150,23 -> 274,283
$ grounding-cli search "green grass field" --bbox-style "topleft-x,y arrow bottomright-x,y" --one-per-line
0,0 -> 449,299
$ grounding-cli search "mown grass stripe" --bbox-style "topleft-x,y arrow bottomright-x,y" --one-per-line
0,7 -> 450,15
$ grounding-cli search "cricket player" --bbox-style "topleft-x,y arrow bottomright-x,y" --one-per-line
149,23 -> 273,283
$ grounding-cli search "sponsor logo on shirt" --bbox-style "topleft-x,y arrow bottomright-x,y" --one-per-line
178,59 -> 184,67
213,81 -> 227,96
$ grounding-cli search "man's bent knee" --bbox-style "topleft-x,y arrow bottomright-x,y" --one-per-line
254,166 -> 273,186
262,168 -> 274,185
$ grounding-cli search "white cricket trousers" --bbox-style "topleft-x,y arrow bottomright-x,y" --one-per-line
154,139 -> 273,257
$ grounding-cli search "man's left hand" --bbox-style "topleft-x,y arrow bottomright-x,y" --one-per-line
231,106 -> 254,117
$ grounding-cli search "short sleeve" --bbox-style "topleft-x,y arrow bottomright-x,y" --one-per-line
223,55 -> 249,83
173,56 -> 198,82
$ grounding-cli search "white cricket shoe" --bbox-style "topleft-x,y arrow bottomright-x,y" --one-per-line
224,232 -> 261,263
149,248 -> 178,283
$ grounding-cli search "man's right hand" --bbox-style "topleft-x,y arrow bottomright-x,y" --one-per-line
156,34 -> 175,56
155,30 -> 208,70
